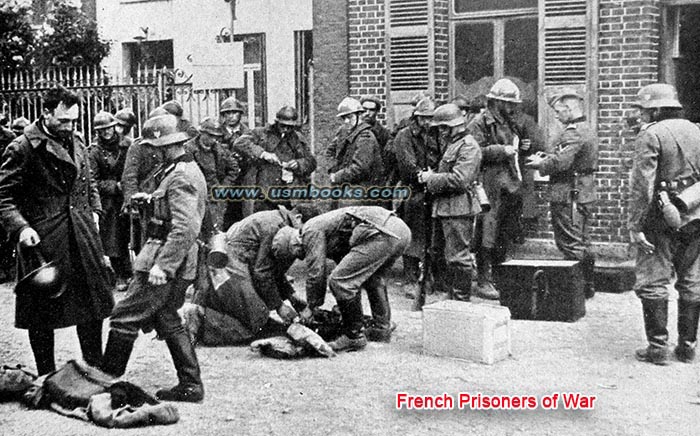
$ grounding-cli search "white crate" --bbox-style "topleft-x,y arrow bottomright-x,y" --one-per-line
422,300 -> 512,364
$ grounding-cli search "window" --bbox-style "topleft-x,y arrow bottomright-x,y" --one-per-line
452,14 -> 539,118
454,0 -> 537,14
295,30 -> 313,125
233,34 -> 267,127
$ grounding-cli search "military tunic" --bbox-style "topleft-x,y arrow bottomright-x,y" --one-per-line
192,208 -> 299,344
302,206 -> 411,309
628,119 -> 700,302
538,117 -> 598,262
109,154 -> 207,337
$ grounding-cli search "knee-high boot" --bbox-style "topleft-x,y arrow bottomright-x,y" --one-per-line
582,251 -> 596,299
635,299 -> 669,365
328,295 -> 367,352
448,266 -> 472,302
675,300 -> 700,363
365,276 -> 394,343
101,330 -> 136,377
475,248 -> 499,300
156,326 -> 205,402
28,329 -> 55,376
76,320 -> 104,368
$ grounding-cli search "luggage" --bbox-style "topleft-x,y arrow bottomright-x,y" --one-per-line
494,259 -> 585,322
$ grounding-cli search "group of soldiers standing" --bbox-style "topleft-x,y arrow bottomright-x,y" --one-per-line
0,75 -> 696,407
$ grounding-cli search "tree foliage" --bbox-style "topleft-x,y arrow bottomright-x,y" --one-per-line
0,0 -> 110,70
0,1 -> 36,69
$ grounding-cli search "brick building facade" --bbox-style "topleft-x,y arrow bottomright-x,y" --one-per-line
312,0 -> 700,252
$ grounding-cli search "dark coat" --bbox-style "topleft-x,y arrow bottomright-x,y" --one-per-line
234,123 -> 316,216
89,135 -> 131,257
0,119 -> 114,329
121,138 -> 164,205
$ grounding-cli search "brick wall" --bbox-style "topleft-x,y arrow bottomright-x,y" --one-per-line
348,0 -> 387,114
434,0 -> 449,103
596,0 -> 661,243
312,0 -> 349,179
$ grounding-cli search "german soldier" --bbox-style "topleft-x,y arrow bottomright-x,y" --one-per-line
272,206 -> 411,350
525,89 -> 598,299
184,205 -> 316,346
467,78 -> 526,300
627,84 -> 700,365
101,114 -> 208,402
0,87 -> 114,375
418,103 -> 482,301
89,111 -> 132,291
393,97 -> 439,297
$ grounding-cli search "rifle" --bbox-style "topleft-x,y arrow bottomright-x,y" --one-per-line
411,183 -> 432,312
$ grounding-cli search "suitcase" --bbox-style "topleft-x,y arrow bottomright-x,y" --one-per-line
494,259 -> 585,322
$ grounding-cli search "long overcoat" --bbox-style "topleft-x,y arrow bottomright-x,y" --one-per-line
0,120 -> 114,329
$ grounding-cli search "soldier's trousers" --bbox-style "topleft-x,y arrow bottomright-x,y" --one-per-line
431,217 -> 474,271
328,216 -> 411,302
550,201 -> 592,261
480,189 -> 522,262
635,225 -> 700,303
109,273 -> 191,338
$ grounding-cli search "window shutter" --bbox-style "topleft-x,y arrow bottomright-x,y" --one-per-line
385,0 -> 434,126
538,0 -> 598,139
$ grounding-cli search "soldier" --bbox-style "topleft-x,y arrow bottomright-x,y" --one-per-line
327,97 -> 384,207
219,97 -> 250,229
185,117 -> 240,236
467,78 -> 526,300
417,104 -> 482,301
101,114 -> 208,402
183,205 -> 316,346
233,105 -> 316,217
160,100 -> 198,138
0,114 -> 15,153
361,96 -> 396,202
114,108 -> 137,139
627,84 -> 700,365
393,97 -> 439,297
0,86 -> 114,375
272,206 -> 411,350
89,111 -> 132,291
525,89 -> 598,299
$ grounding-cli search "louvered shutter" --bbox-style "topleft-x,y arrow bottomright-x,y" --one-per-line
385,0 -> 434,127
538,0 -> 598,140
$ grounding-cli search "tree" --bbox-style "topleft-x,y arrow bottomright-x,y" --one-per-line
34,0 -> 110,67
0,0 -> 35,70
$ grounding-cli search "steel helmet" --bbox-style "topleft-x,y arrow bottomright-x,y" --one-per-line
451,95 -> 470,111
199,117 -> 224,137
140,114 -> 190,147
11,117 -> 29,135
360,96 -> 382,111
114,108 -> 137,128
160,100 -> 184,118
93,111 -> 118,130
413,97 -> 436,117
336,97 -> 364,118
635,83 -> 682,109
271,226 -> 302,260
220,97 -> 245,114
431,103 -> 464,127
548,88 -> 584,107
148,107 -> 169,118
487,78 -> 522,103
276,105 -> 299,126
15,247 -> 66,299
